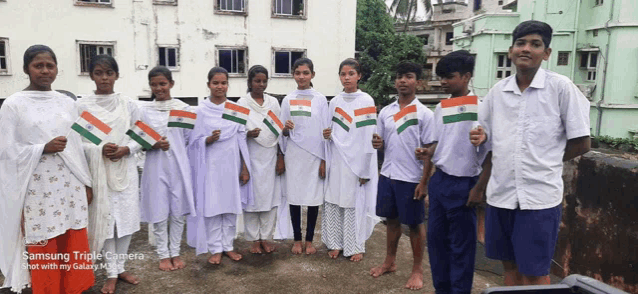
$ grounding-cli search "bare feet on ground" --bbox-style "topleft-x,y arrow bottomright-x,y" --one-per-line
328,250 -> 340,259
159,258 -> 174,271
405,270 -> 424,290
100,278 -> 117,294
250,241 -> 263,254
208,253 -> 222,264
305,241 -> 317,255
171,256 -> 186,269
349,253 -> 363,262
291,241 -> 303,254
370,262 -> 397,277
224,251 -> 243,261
261,240 -> 276,253
118,272 -> 139,285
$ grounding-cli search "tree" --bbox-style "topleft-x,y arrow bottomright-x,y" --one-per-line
388,0 -> 433,32
357,0 -> 426,105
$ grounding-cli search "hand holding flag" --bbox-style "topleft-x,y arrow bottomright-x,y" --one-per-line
323,128 -> 332,140
43,136 -> 68,154
153,137 -> 170,151
126,120 -> 162,150
206,130 -> 221,145
470,125 -> 486,146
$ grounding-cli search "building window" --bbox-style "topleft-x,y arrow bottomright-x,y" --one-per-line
498,0 -> 503,5
557,52 -> 570,66
217,47 -> 247,75
153,0 -> 176,5
594,0 -> 603,6
495,53 -> 513,79
158,46 -> 179,70
273,49 -> 305,76
445,32 -> 454,45
580,51 -> 598,82
418,34 -> 429,46
273,0 -> 305,17
75,0 -> 112,6
216,0 -> 245,12
0,38 -> 9,74
78,42 -> 115,74
474,0 -> 482,11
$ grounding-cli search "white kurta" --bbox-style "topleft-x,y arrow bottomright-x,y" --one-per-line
138,99 -> 196,223
279,88 -> 330,206
0,91 -> 92,293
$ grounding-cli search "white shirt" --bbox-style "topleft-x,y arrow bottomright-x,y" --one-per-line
378,98 -> 435,183
432,92 -> 490,177
479,68 -> 590,210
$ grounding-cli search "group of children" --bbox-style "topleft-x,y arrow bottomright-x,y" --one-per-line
0,19 -> 592,294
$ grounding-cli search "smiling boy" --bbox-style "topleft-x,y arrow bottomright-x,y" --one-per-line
469,21 -> 591,286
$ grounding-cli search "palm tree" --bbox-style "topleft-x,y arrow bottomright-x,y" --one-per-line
387,0 -> 433,32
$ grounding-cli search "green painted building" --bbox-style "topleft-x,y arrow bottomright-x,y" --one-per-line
452,0 -> 638,138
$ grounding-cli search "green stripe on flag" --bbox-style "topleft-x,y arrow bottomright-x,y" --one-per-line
126,130 -> 154,150
222,114 -> 247,125
396,119 -> 418,134
71,123 -> 102,145
167,122 -> 194,129
356,119 -> 376,128
263,118 -> 280,136
442,113 -> 477,124
290,111 -> 311,117
332,117 -> 350,132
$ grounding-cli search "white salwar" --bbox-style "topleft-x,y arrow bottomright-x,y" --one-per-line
237,93 -> 291,241
0,91 -> 92,293
76,93 -> 141,277
321,91 -> 379,256
138,99 -> 196,260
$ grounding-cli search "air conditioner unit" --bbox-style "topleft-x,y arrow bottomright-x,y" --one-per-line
463,22 -> 474,34
576,84 -> 595,99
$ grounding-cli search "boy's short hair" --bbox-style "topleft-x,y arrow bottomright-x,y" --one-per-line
512,20 -> 553,48
394,61 -> 423,80
435,50 -> 475,78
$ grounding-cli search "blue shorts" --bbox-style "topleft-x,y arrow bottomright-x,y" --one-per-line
376,175 -> 425,226
485,204 -> 562,277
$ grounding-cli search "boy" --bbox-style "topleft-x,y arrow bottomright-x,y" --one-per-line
370,61 -> 435,291
470,20 -> 591,286
418,50 -> 489,294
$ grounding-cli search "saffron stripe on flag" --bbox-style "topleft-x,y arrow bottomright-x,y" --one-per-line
354,106 -> 376,116
169,109 -> 197,119
290,99 -> 312,106
394,105 -> 417,121
334,107 -> 352,123
126,129 -> 154,150
135,121 -> 162,141
267,111 -> 284,129
440,96 -> 478,108
80,111 -> 112,134
225,102 -> 251,115
332,116 -> 350,132
396,119 -> 418,134
71,123 -> 103,145
167,122 -> 195,129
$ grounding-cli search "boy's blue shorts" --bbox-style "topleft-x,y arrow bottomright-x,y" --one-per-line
376,175 -> 425,226
485,204 -> 562,277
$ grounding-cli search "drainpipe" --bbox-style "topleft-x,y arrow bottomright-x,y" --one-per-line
570,0 -> 581,80
595,0 -> 615,137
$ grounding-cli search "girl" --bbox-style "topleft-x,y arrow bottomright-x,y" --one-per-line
0,45 -> 94,294
237,65 -> 286,254
280,58 -> 330,255
187,67 -> 252,264
138,66 -> 196,271
76,55 -> 141,294
321,58 -> 379,262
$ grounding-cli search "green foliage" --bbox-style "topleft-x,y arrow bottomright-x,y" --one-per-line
356,0 -> 426,105
594,135 -> 638,152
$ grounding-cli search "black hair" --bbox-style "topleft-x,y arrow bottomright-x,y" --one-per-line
512,20 -> 553,48
338,58 -> 361,74
394,61 -> 423,80
23,45 -> 57,72
148,66 -> 173,82
89,54 -> 119,75
435,50 -> 475,78
292,57 -> 314,87
207,67 -> 229,83
246,65 -> 269,93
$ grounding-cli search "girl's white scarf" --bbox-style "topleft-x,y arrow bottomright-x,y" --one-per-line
238,93 -> 280,148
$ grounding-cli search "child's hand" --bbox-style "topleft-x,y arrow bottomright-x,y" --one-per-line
247,128 -> 261,138
318,160 -> 326,179
86,186 -> 94,205
359,178 -> 369,186
323,128 -> 332,140
276,154 -> 285,175
107,146 -> 130,161
240,170 -> 250,185
470,126 -> 486,146
153,137 -> 170,151
44,136 -> 67,153
284,120 -> 295,131
372,133 -> 383,149
102,143 -> 118,157
206,130 -> 221,145
466,184 -> 485,207
415,147 -> 433,161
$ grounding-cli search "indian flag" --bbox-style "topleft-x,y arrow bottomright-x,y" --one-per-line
126,120 -> 162,150
290,99 -> 312,117
222,102 -> 250,125
263,110 -> 284,137
168,110 -> 196,129
332,107 -> 352,132
394,105 -> 418,134
71,111 -> 112,145
441,96 -> 478,124
354,106 -> 377,128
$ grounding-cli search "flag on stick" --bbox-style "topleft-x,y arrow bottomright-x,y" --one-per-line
263,110 -> 284,137
332,107 -> 352,131
222,102 -> 250,125
354,106 -> 377,128
393,105 -> 418,134
290,99 -> 312,117
168,110 -> 197,129
441,96 -> 478,124
126,120 -> 162,150
71,111 -> 112,145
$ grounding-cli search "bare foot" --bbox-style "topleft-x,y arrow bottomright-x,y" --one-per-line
101,278 -> 117,294
304,241 -> 316,255
405,271 -> 424,290
349,253 -> 363,262
250,241 -> 263,254
261,240 -> 276,253
117,271 -> 139,285
159,258 -> 174,271
208,253 -> 222,264
291,241 -> 303,254
370,262 -> 397,277
171,256 -> 186,269
224,251 -> 243,261
328,250 -> 340,259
